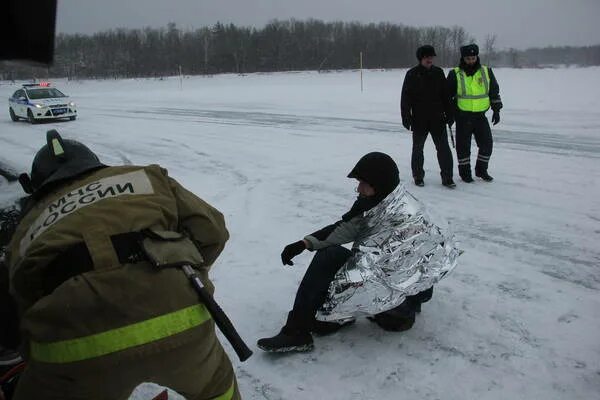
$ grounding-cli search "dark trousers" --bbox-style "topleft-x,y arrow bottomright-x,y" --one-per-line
287,246 -> 352,331
287,246 -> 434,332
455,112 -> 493,177
411,123 -> 453,180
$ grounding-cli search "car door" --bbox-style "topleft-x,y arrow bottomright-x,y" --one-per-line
9,90 -> 20,116
13,89 -> 27,117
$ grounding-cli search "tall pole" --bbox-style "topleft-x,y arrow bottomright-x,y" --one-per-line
179,65 -> 183,90
360,52 -> 363,92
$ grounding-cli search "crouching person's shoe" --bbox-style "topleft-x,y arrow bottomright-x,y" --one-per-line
257,328 -> 314,353
368,300 -> 416,332
311,317 -> 356,336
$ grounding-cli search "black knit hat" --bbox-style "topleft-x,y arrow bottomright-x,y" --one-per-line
460,44 -> 479,57
347,152 -> 400,198
416,45 -> 436,60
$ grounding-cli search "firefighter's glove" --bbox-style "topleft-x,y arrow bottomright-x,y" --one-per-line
491,110 -> 500,125
281,240 -> 306,266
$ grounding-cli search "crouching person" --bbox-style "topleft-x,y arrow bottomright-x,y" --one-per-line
257,152 -> 460,353
6,130 -> 240,400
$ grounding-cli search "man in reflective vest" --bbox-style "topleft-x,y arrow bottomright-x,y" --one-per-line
5,130 -> 240,400
447,44 -> 503,182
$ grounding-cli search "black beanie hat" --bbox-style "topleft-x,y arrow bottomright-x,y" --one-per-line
416,45 -> 436,60
347,152 -> 400,198
460,44 -> 479,57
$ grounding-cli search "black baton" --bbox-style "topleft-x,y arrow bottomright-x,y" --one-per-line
181,265 -> 253,362
449,125 -> 456,149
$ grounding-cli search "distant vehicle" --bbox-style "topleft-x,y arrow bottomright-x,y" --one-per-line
8,82 -> 77,123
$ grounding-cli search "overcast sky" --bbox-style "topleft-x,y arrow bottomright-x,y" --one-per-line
57,0 -> 600,50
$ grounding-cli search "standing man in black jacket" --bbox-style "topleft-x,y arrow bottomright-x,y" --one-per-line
401,45 -> 455,188
447,44 -> 503,182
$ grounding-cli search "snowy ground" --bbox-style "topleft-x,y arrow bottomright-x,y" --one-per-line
1,67 -> 599,400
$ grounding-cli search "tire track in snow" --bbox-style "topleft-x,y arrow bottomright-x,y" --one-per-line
95,106 -> 600,158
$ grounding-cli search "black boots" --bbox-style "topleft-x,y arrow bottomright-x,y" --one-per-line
475,160 -> 493,182
257,313 -> 357,352
475,169 -> 494,182
257,327 -> 314,353
312,317 -> 356,336
368,300 -> 416,332
442,177 -> 456,188
257,311 -> 314,352
458,164 -> 474,183
416,177 -> 457,188
368,286 -> 434,331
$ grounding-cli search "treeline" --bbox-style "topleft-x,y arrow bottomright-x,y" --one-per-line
0,20 -> 475,79
1,20 -> 599,80
494,45 -> 600,68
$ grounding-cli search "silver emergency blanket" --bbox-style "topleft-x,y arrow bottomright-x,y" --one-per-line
317,184 -> 460,320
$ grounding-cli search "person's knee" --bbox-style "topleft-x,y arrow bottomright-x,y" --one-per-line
314,245 -> 350,259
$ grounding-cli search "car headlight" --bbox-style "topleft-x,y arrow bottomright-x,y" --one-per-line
34,104 -> 44,108
69,102 -> 76,107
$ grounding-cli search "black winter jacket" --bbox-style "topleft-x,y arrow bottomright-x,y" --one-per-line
400,65 -> 450,131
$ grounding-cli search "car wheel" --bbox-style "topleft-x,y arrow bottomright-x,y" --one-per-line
69,116 -> 76,121
9,108 -> 19,122
27,109 -> 37,124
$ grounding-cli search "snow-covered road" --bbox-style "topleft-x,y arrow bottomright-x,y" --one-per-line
1,68 -> 599,399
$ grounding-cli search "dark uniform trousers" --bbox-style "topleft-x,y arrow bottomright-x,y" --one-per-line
411,122 -> 454,181
455,111 -> 493,178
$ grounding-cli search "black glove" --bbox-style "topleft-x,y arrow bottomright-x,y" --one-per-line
281,240 -> 306,266
491,110 -> 500,125
401,115 -> 412,131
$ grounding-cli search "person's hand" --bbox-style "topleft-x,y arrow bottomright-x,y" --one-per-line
281,240 -> 306,266
402,116 -> 412,131
491,110 -> 500,125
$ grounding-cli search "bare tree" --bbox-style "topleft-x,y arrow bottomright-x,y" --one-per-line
508,48 -> 521,68
483,34 -> 498,66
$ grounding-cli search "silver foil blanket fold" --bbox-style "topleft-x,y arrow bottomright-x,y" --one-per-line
317,184 -> 460,320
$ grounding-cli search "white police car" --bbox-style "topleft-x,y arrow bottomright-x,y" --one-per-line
8,83 -> 77,123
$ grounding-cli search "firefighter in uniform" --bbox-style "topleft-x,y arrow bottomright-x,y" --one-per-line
4,130 -> 241,400
447,44 -> 503,182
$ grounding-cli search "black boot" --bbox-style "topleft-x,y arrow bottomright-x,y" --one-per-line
441,177 -> 456,188
257,311 -> 314,352
311,317 -> 356,336
406,287 -> 433,314
475,169 -> 494,182
414,178 -> 424,187
257,328 -> 314,352
368,300 -> 416,332
475,160 -> 493,182
458,164 -> 473,183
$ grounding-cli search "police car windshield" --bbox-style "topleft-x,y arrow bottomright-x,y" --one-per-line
26,88 -> 66,99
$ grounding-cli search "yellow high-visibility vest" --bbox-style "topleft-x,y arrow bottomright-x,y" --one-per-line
454,65 -> 491,112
